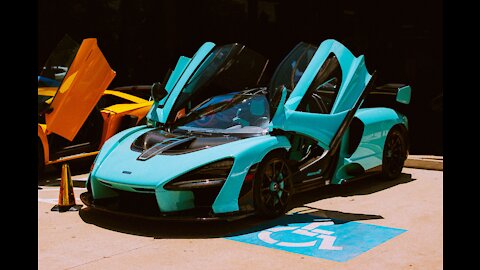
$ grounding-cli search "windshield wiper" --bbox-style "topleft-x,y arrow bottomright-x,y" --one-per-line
188,130 -> 214,136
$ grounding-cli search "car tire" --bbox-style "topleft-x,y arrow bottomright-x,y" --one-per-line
253,152 -> 293,218
381,128 -> 407,180
86,175 -> 92,193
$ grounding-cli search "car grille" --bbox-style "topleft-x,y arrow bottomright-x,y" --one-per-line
95,188 -> 161,216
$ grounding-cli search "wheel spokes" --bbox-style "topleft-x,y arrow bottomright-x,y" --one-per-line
270,161 -> 276,180
277,162 -> 286,182
260,159 -> 291,211
385,134 -> 405,173
264,192 -> 274,207
280,188 -> 291,196
275,192 -> 285,207
271,161 -> 279,179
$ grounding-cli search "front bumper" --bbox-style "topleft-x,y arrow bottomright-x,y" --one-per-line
80,192 -> 254,222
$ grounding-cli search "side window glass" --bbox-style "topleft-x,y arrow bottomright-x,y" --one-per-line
268,42 -> 317,112
297,53 -> 342,114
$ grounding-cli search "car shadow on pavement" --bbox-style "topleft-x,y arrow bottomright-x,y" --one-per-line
289,172 -> 415,208
79,207 -> 263,239
78,207 -> 382,239
78,173 -> 413,239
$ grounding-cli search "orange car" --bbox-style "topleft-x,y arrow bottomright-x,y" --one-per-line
38,36 -> 153,176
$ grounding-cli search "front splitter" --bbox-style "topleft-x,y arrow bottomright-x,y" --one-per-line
80,192 -> 254,222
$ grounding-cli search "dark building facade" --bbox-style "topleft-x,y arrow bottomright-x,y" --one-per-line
38,0 -> 443,155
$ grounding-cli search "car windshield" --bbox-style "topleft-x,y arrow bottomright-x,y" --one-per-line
173,89 -> 270,135
38,35 -> 79,89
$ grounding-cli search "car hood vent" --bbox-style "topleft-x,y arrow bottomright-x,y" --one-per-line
131,128 -> 240,157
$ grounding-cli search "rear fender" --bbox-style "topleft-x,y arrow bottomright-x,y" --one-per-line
331,107 -> 407,183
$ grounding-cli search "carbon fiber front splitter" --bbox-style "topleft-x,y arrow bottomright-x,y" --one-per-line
80,192 -> 255,222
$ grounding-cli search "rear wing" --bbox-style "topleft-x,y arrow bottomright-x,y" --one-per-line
370,83 -> 411,105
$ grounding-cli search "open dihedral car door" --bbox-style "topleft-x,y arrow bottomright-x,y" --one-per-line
146,42 -> 216,124
148,42 -> 269,125
270,39 -> 373,151
45,38 -> 116,141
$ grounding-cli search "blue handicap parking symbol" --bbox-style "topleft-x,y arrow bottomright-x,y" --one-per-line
226,214 -> 406,262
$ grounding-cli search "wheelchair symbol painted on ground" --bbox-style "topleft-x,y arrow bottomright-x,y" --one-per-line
227,214 -> 407,262
257,219 -> 343,250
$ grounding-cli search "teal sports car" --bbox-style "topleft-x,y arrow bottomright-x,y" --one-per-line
81,39 -> 411,221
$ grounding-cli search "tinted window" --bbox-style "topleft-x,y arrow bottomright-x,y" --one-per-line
269,42 -> 317,96
297,53 -> 342,114
268,43 -> 317,105
38,35 -> 79,90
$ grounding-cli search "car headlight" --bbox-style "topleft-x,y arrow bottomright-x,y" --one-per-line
163,159 -> 234,191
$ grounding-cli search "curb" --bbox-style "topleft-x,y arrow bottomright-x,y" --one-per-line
405,155 -> 443,171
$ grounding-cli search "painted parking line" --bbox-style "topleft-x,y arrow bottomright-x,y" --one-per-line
38,198 -> 59,204
38,187 -> 87,191
38,188 -> 60,191
38,198 -> 82,205
226,214 -> 406,262
71,174 -> 89,181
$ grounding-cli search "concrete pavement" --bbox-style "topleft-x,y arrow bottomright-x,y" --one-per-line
38,167 -> 442,270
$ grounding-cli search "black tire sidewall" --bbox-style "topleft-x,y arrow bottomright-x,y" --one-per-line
381,128 -> 406,180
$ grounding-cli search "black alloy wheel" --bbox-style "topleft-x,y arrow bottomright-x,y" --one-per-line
254,153 -> 293,218
381,128 -> 407,180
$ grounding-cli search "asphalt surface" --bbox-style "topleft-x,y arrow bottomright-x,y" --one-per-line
38,166 -> 442,270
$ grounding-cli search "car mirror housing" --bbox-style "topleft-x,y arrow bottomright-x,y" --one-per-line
396,85 -> 411,105
151,82 -> 168,103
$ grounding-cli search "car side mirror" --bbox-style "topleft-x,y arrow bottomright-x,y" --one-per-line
396,85 -> 411,105
151,82 -> 168,103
